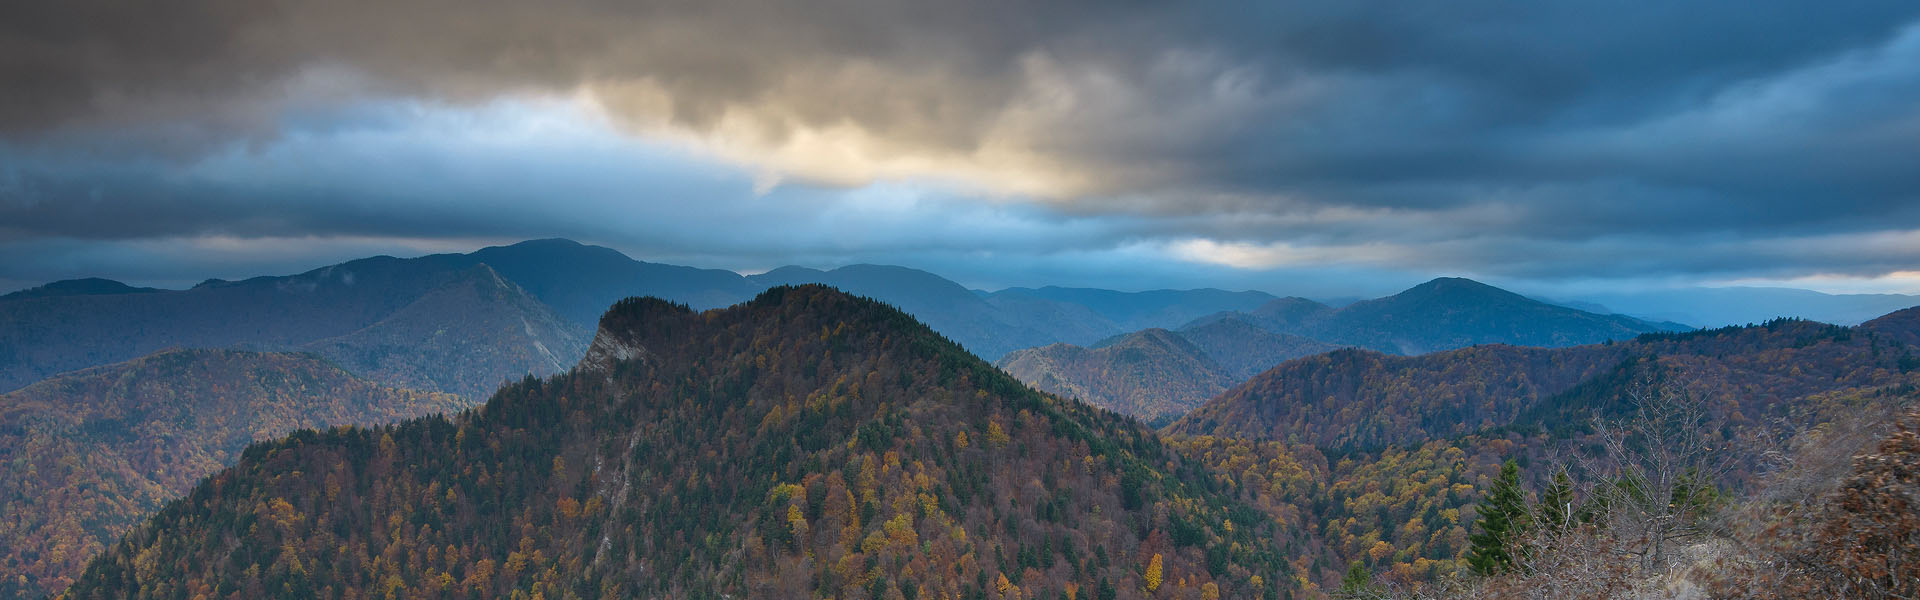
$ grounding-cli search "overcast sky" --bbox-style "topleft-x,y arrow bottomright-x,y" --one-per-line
4,1 -> 1919,298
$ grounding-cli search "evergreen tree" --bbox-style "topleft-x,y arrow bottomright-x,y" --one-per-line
1467,459 -> 1530,575
1536,469 -> 1575,532
1338,561 -> 1372,595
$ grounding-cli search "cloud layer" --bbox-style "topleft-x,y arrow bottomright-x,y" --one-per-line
3,0 -> 1919,294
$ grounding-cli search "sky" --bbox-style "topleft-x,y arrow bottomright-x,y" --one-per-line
4,1 -> 1920,300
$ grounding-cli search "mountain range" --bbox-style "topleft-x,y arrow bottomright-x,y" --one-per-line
11,277 -> 1917,597
60,287 -> 1296,600
5,240 -> 1684,403
1147,314 -> 1920,585
997,278 -> 1684,421
1169,316 -> 1920,449
0,240 -> 1300,396
11,239 -> 1920,597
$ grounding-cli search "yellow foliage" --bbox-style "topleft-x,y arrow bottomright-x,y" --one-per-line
786,504 -> 808,540
1144,553 -> 1163,592
986,421 -> 1011,447
1368,540 -> 1394,562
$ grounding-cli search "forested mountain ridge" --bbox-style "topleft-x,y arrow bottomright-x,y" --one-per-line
63,286 -> 1299,599
1169,315 -> 1920,449
996,318 -> 1342,422
0,350 -> 466,599
997,329 -> 1234,423
1860,305 -> 1920,348
1159,310 -> 1920,590
1175,317 -> 1346,381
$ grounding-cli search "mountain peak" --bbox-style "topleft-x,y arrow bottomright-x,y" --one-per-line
1,277 -> 161,301
1399,276 -> 1522,300
584,285 -> 930,373
508,237 -> 587,248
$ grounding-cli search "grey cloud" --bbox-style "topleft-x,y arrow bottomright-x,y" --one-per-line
4,0 -> 1920,290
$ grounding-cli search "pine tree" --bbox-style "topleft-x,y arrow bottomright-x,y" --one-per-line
1338,561 -> 1371,595
1468,459 -> 1530,575
1536,469 -> 1575,532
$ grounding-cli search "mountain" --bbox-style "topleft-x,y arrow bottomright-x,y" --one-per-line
461,238 -> 757,322
1,238 -> 1296,394
1,257 -> 460,393
300,265 -> 592,399
996,318 -> 1343,422
993,277 -> 1664,425
1860,305 -> 1920,349
997,329 -> 1233,423
1174,317 -> 1346,380
986,286 -> 1279,331
1308,277 -> 1680,354
63,286 -> 1297,599
1184,277 -> 1683,356
1169,316 -> 1920,449
748,265 -> 1119,359
0,250 -> 592,396
1576,286 -> 1920,328
0,349 -> 466,599
0,278 -> 161,300
1155,312 -> 1920,587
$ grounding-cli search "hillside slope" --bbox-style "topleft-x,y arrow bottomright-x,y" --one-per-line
1176,317 -> 1346,380
1170,317 -> 1920,449
64,286 -> 1298,599
0,350 -> 465,599
302,265 -> 591,399
1860,305 -> 1920,349
998,329 -> 1234,422
997,318 -> 1342,422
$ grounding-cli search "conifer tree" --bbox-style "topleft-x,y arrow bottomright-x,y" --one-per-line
1338,561 -> 1372,595
1536,469 -> 1575,532
1468,459 -> 1530,575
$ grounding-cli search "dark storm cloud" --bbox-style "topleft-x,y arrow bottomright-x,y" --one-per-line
2,0 -> 1920,290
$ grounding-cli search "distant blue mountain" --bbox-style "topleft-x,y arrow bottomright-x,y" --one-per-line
1181,277 -> 1686,355
0,277 -> 161,300
983,286 -> 1277,331
1575,286 -> 1920,328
